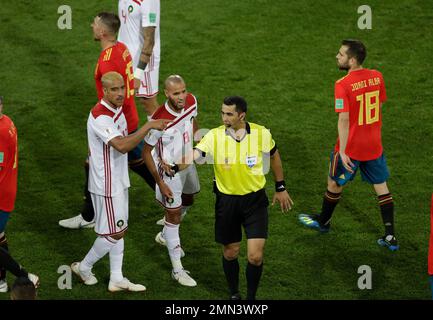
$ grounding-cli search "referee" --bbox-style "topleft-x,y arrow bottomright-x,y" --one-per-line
167,96 -> 293,300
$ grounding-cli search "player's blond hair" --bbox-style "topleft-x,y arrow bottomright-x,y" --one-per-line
101,71 -> 124,88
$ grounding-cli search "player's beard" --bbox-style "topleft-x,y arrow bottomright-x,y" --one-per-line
338,60 -> 350,71
169,97 -> 184,111
114,97 -> 124,107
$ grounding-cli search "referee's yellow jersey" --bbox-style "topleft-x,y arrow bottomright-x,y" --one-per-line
195,122 -> 276,195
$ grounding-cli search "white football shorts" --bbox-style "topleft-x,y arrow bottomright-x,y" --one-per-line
156,164 -> 200,209
136,68 -> 159,98
91,189 -> 129,236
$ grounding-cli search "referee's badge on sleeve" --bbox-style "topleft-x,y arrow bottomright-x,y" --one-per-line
246,155 -> 257,168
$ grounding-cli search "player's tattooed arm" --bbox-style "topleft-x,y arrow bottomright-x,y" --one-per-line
143,143 -> 173,199
137,26 -> 156,69
134,26 -> 156,88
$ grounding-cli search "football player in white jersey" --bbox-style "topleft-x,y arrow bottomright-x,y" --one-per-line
71,72 -> 168,292
143,75 -> 200,287
118,0 -> 161,117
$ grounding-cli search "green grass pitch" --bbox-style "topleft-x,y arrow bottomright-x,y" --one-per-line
0,0 -> 432,299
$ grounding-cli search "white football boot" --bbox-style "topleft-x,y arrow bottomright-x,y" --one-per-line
156,211 -> 187,225
28,273 -> 40,288
0,280 -> 8,293
156,216 -> 166,226
108,278 -> 146,292
59,214 -> 95,229
71,262 -> 98,285
171,269 -> 197,287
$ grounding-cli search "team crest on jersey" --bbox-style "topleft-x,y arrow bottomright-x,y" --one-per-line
166,197 -> 174,204
117,220 -> 125,228
246,155 -> 257,168
128,5 -> 133,13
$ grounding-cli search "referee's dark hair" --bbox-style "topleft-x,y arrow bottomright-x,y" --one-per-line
342,39 -> 367,65
223,96 -> 247,114
97,12 -> 121,35
10,277 -> 36,300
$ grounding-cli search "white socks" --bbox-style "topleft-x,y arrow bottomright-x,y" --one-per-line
109,238 -> 124,283
80,236 -> 124,282
81,236 -> 117,272
163,221 -> 183,272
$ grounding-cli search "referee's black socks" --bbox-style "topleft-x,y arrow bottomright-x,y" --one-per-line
378,193 -> 395,236
318,190 -> 342,226
222,256 -> 240,296
246,262 -> 263,300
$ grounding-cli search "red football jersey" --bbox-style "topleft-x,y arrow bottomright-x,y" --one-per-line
334,68 -> 387,161
95,41 -> 139,133
0,115 -> 18,212
151,93 -> 197,122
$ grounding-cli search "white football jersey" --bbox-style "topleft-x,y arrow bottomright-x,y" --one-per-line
144,93 -> 198,167
118,0 -> 160,71
87,100 -> 130,197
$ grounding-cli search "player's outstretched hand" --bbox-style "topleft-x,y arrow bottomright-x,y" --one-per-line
150,119 -> 171,131
272,191 -> 294,213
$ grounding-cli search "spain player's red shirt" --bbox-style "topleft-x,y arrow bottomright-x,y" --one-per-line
0,115 -> 18,212
95,41 -> 139,133
334,68 -> 387,161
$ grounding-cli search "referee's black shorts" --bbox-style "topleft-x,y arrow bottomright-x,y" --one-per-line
214,187 -> 269,245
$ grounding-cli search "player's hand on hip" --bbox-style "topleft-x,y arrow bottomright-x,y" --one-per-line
272,191 -> 294,213
340,152 -> 355,173
150,119 -> 171,131
134,78 -> 141,91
